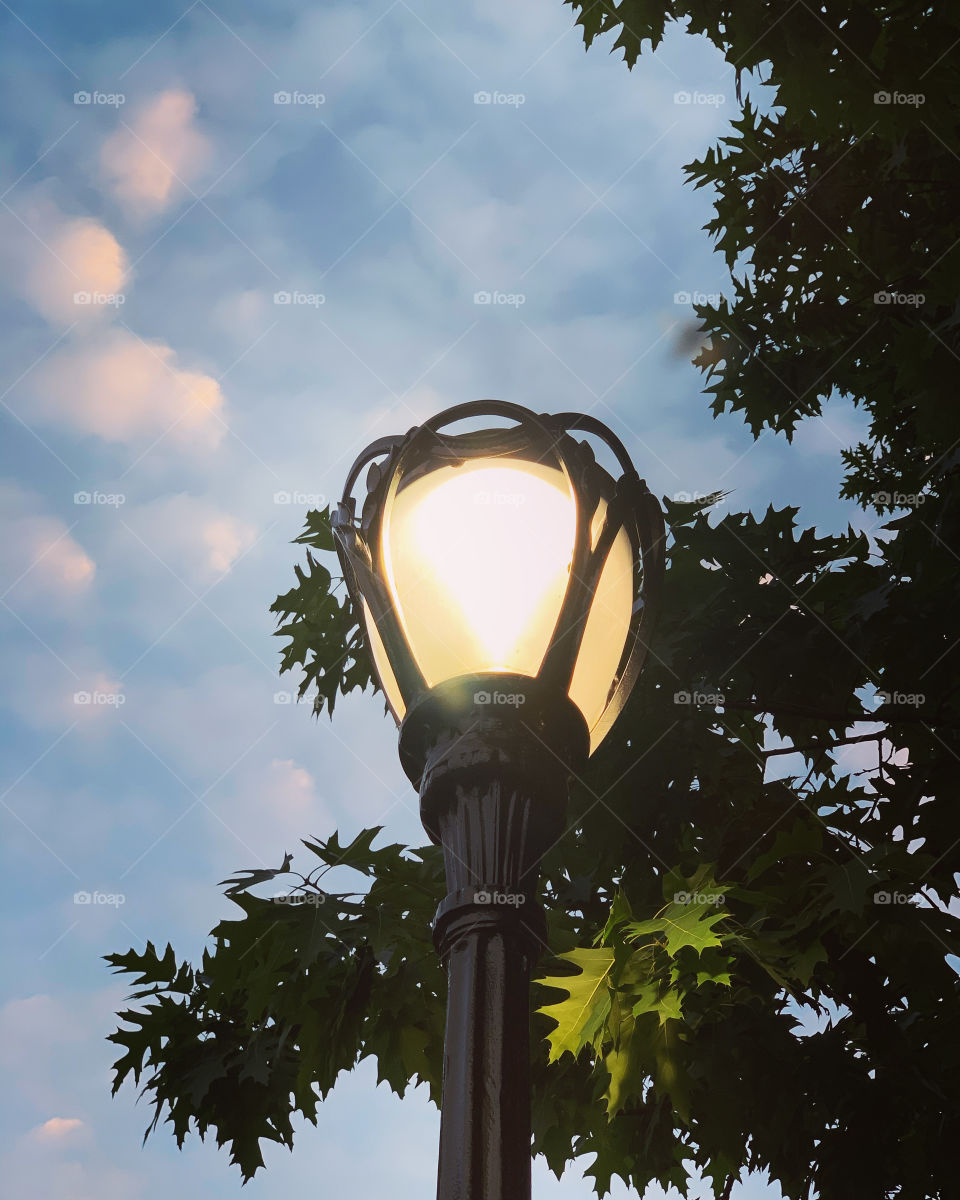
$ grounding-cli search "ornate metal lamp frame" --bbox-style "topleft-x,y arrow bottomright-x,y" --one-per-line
332,399 -> 665,753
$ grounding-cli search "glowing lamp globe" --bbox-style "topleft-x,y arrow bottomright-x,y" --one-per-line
333,401 -> 664,779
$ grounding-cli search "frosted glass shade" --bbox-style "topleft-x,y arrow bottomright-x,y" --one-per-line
371,457 -> 633,740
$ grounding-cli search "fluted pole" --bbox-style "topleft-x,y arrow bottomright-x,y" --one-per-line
398,675 -> 589,1200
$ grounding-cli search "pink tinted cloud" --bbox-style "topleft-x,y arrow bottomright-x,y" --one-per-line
100,89 -> 211,217
0,484 -> 95,604
209,757 -> 332,864
0,194 -> 129,326
32,1118 -> 85,1142
29,328 -> 226,448
26,217 -> 128,324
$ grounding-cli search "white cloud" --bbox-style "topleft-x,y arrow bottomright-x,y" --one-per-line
208,757 -> 333,865
0,645 -> 131,738
791,399 -> 870,456
0,994 -> 88,1108
120,493 -> 257,581
70,672 -> 127,728
210,289 -> 270,341
100,90 -> 211,217
0,1153 -> 143,1200
113,663 -> 278,783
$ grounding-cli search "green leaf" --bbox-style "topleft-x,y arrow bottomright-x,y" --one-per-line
632,983 -> 684,1026
623,899 -> 729,957
537,948 -> 615,1062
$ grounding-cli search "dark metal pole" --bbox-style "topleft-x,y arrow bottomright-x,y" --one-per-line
434,893 -> 539,1198
398,676 -> 589,1200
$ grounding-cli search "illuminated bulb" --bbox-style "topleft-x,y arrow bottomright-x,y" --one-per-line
375,456 -> 634,742
384,460 -> 574,680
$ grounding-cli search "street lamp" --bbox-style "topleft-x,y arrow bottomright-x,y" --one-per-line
333,400 -> 665,1200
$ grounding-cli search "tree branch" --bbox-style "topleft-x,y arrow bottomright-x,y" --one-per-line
760,732 -> 882,758
723,699 -> 952,727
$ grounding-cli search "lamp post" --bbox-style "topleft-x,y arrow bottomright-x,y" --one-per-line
333,401 -> 664,1200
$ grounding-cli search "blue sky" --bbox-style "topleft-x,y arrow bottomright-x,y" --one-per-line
0,1 -> 875,1196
